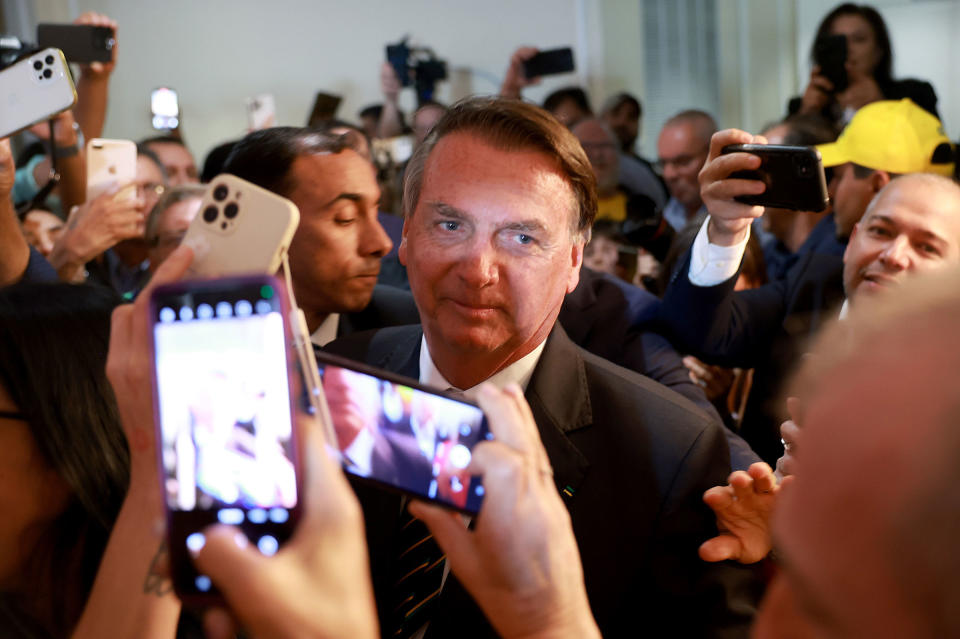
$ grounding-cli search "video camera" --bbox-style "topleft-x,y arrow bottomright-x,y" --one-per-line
386,37 -> 447,107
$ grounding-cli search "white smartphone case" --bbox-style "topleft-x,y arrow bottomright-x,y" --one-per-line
86,138 -> 137,201
183,174 -> 300,278
0,48 -> 77,139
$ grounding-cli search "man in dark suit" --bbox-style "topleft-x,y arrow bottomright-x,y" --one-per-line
222,127 -> 418,346
327,97 -> 762,638
660,120 -> 959,464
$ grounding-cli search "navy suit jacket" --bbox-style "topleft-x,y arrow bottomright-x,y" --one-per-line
326,324 -> 763,638
659,249 -> 845,463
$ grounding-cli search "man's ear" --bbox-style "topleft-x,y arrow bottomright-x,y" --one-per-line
843,223 -> 860,265
398,218 -> 409,266
567,240 -> 585,294
871,170 -> 892,194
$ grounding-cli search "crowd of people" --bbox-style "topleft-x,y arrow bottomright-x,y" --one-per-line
2,3 -> 959,638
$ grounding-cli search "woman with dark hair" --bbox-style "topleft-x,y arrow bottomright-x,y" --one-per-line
791,3 -> 938,124
0,283 -> 128,636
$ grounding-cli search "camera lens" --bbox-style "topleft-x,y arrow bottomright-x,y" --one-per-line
33,61 -> 42,71
203,206 -> 218,223
45,55 -> 54,65
224,203 -> 239,219
42,69 -> 52,79
213,184 -> 229,201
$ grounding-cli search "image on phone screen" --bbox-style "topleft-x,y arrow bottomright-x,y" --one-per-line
151,278 -> 298,600
318,360 -> 490,514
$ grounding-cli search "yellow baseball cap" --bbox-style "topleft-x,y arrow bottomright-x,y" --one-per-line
817,99 -> 954,177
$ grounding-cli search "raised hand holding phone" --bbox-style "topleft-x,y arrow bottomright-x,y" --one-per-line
699,129 -> 767,246
410,383 -> 601,639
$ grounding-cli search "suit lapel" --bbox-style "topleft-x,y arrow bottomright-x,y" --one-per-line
524,326 -> 591,501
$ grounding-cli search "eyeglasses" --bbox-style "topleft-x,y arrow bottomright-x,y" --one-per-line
0,410 -> 27,421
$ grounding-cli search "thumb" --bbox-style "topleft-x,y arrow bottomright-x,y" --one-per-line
408,501 -> 478,576
698,534 -> 744,563
192,524 -> 271,600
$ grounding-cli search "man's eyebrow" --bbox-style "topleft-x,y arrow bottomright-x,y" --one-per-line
503,220 -> 547,233
320,192 -> 374,209
428,201 -> 470,219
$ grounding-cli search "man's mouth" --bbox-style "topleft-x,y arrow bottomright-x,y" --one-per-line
861,271 -> 898,289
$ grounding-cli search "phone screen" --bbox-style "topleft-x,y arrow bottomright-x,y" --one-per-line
318,359 -> 489,514
151,87 -> 179,130
151,277 -> 299,600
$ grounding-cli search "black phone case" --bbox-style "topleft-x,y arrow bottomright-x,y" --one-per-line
722,144 -> 830,213
813,35 -> 849,94
522,48 -> 575,79
37,24 -> 114,64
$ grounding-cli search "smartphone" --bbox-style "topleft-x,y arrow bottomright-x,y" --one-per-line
522,47 -> 575,79
813,35 -> 848,94
722,144 -> 830,212
37,23 -> 115,64
316,352 -> 490,514
0,47 -> 76,139
181,174 -> 300,278
245,94 -> 276,131
151,87 -> 179,130
86,138 -> 136,202
386,40 -> 412,87
150,275 -> 302,604
306,91 -> 342,127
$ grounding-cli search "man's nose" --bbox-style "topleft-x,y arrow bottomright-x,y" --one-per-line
456,237 -> 499,288
879,235 -> 912,270
360,217 -> 393,258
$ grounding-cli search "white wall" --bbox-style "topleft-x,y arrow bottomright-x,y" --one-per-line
56,0 -> 585,164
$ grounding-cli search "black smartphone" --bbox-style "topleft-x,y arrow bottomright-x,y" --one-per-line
386,40 -> 412,87
721,144 -> 830,212
316,352 -> 490,515
150,275 -> 302,605
522,47 -> 575,79
37,23 -> 114,64
306,91 -> 343,127
813,34 -> 848,94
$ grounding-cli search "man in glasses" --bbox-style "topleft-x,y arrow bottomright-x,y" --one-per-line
657,109 -> 716,232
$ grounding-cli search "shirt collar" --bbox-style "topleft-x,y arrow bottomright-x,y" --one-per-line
310,313 -> 341,347
418,336 -> 547,400
838,299 -> 850,320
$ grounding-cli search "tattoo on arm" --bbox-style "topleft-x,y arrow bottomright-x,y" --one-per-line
143,540 -> 173,596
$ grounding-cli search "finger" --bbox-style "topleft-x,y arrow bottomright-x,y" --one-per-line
202,608 -> 239,639
780,419 -> 801,447
293,411 -> 359,534
728,471 -> 754,502
699,535 -> 743,563
683,356 -> 707,377
702,485 -> 734,510
500,383 -> 549,469
703,179 -> 767,205
702,151 -> 762,181
707,129 -> 756,162
474,383 -> 527,452
192,525 -> 271,601
408,500 -> 477,576
748,463 -> 776,494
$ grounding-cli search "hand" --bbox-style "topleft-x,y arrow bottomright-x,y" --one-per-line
0,138 -> 13,199
192,415 -> 378,639
683,356 -> 735,402
699,462 -> 789,564
500,46 -> 540,99
410,384 -> 601,639
26,109 -> 79,146
52,185 -> 146,267
380,61 -> 402,104
699,129 -> 768,246
775,397 -> 803,480
799,66 -> 834,114
74,12 -> 118,77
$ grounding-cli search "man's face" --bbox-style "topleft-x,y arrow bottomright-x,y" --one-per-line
21,209 -> 64,258
400,132 -> 584,367
286,150 -> 392,317
147,142 -> 198,186
136,155 -> 167,213
602,103 -> 639,152
148,197 -> 201,272
842,179 -> 960,301
831,163 -> 880,239
753,339 -> 942,638
583,235 -> 620,274
572,120 -> 619,196
657,122 -> 708,211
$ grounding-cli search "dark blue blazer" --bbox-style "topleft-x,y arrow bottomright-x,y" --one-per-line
326,324 -> 763,638
659,249 -> 845,463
